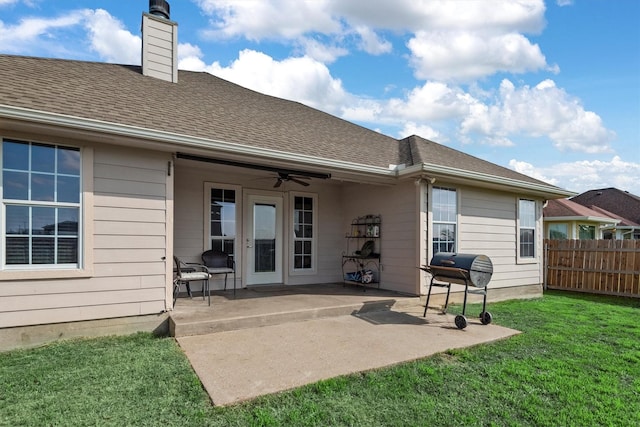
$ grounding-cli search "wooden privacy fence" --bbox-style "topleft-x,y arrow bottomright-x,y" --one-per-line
545,239 -> 640,297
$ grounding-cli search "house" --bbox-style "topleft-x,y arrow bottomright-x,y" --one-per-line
543,198 -> 620,239
570,188 -> 640,239
0,2 -> 573,342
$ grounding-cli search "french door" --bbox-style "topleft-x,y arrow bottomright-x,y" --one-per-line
244,193 -> 283,285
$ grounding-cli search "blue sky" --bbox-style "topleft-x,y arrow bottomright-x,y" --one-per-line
1,0 -> 639,195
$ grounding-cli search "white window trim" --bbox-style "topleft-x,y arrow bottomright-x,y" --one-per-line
203,182 -> 242,265
517,198 -> 538,264
429,186 -> 459,258
289,191 -> 317,276
0,139 -> 93,280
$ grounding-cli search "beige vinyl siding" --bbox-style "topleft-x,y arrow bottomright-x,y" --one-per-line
458,186 -> 543,289
342,181 -> 419,294
141,13 -> 178,83
0,145 -> 170,328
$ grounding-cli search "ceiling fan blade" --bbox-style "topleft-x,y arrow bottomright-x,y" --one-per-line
274,179 -> 283,188
290,177 -> 310,186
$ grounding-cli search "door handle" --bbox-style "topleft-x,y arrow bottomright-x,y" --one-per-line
246,239 -> 253,248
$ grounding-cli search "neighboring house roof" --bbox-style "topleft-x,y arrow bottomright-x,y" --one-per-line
571,188 -> 640,225
589,205 -> 640,227
0,54 -> 571,197
543,198 -> 619,224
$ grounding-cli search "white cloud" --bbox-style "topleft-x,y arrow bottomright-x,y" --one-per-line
82,9 -> 140,64
354,26 -> 392,55
298,37 -> 348,63
461,79 -> 615,153
386,81 -> 476,122
196,0 -> 341,40
398,122 -> 443,142
194,0 -> 549,80
0,8 -> 140,63
0,11 -> 85,52
184,49 -> 350,113
510,156 -> 640,195
408,30 -> 550,82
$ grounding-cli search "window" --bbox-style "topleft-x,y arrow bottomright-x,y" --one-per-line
208,186 -> 237,257
578,224 -> 595,240
292,195 -> 315,271
548,223 -> 568,239
432,187 -> 457,254
2,139 -> 81,267
518,199 -> 536,258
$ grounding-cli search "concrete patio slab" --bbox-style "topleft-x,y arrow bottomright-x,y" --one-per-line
177,303 -> 519,406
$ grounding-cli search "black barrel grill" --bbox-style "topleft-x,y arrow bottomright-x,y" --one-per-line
421,253 -> 494,329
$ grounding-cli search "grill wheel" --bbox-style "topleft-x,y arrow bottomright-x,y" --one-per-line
454,315 -> 468,329
480,311 -> 493,325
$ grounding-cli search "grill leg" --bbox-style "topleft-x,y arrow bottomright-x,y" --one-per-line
423,277 -> 435,317
481,288 -> 488,313
461,280 -> 469,316
443,282 -> 451,313
423,278 -> 452,317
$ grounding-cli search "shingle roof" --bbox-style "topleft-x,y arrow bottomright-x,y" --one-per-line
571,188 -> 640,224
0,55 -> 400,168
404,135 -> 556,187
543,198 -> 618,220
0,54 -> 568,195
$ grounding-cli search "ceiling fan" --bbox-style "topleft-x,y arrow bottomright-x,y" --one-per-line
274,172 -> 310,188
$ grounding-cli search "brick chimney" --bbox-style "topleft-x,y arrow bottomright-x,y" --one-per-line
141,0 -> 178,83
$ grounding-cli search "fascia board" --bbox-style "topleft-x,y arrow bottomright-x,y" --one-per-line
545,216 -> 620,224
408,162 -> 576,198
0,105 -> 393,177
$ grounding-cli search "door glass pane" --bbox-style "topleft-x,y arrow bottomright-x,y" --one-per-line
254,203 -> 276,273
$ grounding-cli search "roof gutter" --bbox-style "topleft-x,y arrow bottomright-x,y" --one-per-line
0,105 -> 394,178
397,161 -> 575,198
545,216 -> 620,224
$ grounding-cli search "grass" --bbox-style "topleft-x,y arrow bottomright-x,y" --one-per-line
1,290 -> 639,426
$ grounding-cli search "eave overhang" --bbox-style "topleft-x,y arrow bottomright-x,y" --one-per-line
0,105 -> 396,184
544,216 -> 620,225
397,162 -> 576,199
0,104 -> 578,196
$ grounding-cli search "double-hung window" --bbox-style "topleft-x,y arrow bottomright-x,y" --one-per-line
432,187 -> 457,254
518,199 -> 536,259
207,185 -> 238,257
292,194 -> 316,272
2,139 -> 81,268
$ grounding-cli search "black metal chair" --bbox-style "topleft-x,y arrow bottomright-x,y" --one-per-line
201,249 -> 236,297
173,256 -> 211,306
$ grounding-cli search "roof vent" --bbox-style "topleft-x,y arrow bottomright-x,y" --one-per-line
149,0 -> 170,19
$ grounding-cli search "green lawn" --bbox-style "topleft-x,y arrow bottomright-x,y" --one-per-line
1,291 -> 639,426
